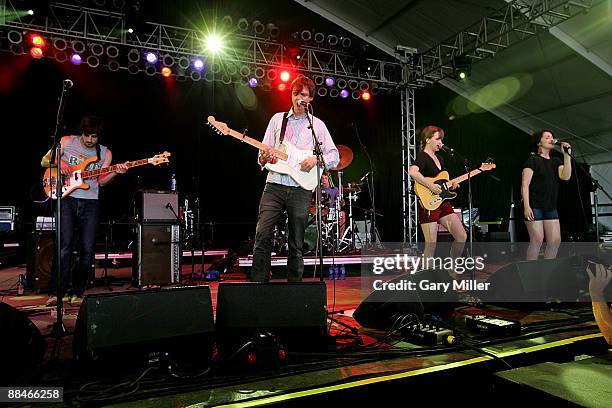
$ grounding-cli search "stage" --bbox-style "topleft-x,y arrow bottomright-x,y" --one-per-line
1,259 -> 609,407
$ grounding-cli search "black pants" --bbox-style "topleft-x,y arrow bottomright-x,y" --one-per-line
251,183 -> 311,282
49,197 -> 100,297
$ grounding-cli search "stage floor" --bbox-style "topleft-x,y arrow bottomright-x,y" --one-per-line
0,262 -> 608,407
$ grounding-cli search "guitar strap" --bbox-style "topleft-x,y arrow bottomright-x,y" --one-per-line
279,112 -> 289,144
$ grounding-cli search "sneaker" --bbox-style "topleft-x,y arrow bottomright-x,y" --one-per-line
45,296 -> 58,307
69,294 -> 83,306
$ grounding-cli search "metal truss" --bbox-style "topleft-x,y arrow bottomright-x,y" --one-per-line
411,0 -> 600,85
0,0 -> 404,87
401,87 -> 418,243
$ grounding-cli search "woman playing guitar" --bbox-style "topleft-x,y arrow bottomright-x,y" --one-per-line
409,126 -> 467,246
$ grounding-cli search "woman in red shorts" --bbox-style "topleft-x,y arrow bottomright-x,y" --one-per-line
409,125 -> 467,244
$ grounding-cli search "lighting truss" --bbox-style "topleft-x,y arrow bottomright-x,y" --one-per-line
410,0 -> 600,85
0,0 -> 405,88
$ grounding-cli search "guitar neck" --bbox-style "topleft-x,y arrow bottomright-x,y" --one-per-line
81,159 -> 150,179
226,129 -> 289,161
448,169 -> 483,186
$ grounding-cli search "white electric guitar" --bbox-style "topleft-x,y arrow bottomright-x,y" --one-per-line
207,116 -> 319,190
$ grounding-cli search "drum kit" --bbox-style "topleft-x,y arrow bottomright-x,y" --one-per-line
272,145 -> 371,255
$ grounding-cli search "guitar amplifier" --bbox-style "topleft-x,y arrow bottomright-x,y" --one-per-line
133,223 -> 181,286
137,190 -> 179,223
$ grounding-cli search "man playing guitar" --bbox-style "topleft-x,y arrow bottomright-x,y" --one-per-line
40,115 -> 127,306
253,75 -> 339,282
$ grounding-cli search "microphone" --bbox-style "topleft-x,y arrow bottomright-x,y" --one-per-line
441,145 -> 454,154
63,79 -> 74,89
297,99 -> 309,107
553,139 -> 570,152
360,171 -> 371,182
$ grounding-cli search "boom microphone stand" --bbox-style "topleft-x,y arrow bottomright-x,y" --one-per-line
305,103 -> 327,281
49,79 -> 73,338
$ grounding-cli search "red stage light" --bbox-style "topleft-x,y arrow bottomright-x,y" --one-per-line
30,47 -> 44,59
280,71 -> 290,82
361,91 -> 371,101
31,35 -> 45,47
161,67 -> 172,77
277,83 -> 287,91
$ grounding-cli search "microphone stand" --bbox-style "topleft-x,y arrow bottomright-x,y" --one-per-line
557,147 -> 612,243
49,80 -> 71,338
305,104 -> 327,281
352,123 -> 378,247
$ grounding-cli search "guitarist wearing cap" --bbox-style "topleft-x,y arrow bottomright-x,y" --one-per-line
40,115 -> 128,306
253,75 -> 339,282
409,126 -> 467,248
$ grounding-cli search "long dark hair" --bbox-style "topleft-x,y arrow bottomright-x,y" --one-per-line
530,129 -> 554,153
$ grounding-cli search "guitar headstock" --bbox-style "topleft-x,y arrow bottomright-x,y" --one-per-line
207,116 -> 230,136
479,162 -> 496,171
150,151 -> 171,166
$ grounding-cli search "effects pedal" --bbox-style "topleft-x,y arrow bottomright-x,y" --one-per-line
400,323 -> 454,346
465,314 -> 521,336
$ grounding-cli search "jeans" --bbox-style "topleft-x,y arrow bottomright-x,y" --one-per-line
251,183 -> 312,282
49,197 -> 100,297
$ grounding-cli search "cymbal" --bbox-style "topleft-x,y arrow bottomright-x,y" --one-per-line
342,182 -> 361,193
331,145 -> 353,171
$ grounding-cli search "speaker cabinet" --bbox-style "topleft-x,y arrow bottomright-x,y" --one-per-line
137,190 -> 179,223
133,223 -> 180,286
353,268 -> 459,330
73,286 -> 214,368
0,302 -> 47,384
26,231 -> 55,291
216,282 -> 328,351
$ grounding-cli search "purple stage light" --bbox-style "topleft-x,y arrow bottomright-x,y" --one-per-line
325,76 -> 335,87
248,77 -> 258,87
145,52 -> 158,64
70,53 -> 82,65
193,58 -> 205,71
340,89 -> 349,98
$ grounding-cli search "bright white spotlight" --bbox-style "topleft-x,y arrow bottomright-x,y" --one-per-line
205,35 -> 223,53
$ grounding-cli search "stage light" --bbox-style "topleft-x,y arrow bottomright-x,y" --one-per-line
266,69 -> 277,81
252,20 -> 265,36
70,53 -> 82,65
361,91 -> 371,101
145,65 -> 156,76
317,87 -> 327,97
340,89 -> 349,98
8,30 -> 23,44
31,34 -> 45,47
55,52 -> 67,63
178,56 -> 190,69
248,77 -> 258,87
277,83 -> 286,91
106,45 -> 119,58
300,30 -> 311,42
327,35 -> 338,46
90,43 -> 104,56
221,15 -> 233,29
237,18 -> 249,31
330,88 -> 339,98
280,71 -> 290,82
145,51 -> 158,64
352,90 -> 360,99
162,54 -> 175,67
127,28 -> 134,34
128,64 -> 139,75
348,80 -> 358,90
28,9 -> 34,15
107,60 -> 120,71
161,67 -> 172,77
87,55 -> 99,68
52,37 -> 67,50
193,58 -> 205,71
453,55 -> 471,80
325,76 -> 335,87
127,48 -> 140,63
359,81 -> 369,91
205,35 -> 223,53
341,37 -> 351,48
267,23 -> 279,39
337,78 -> 347,89
30,47 -> 43,59
239,65 -> 250,77
72,40 -> 85,53
190,71 -> 202,81
254,67 -> 265,78
459,71 -> 467,80
314,32 -> 325,44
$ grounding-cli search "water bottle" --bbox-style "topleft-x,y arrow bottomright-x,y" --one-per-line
17,274 -> 25,295
170,173 -> 177,191
338,264 -> 346,280
328,264 -> 337,280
